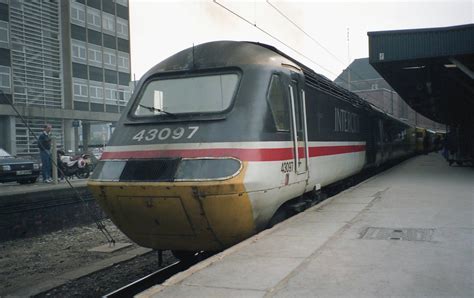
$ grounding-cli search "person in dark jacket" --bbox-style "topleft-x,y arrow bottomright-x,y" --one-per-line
38,124 -> 52,182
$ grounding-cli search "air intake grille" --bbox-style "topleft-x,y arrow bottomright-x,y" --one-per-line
119,158 -> 181,182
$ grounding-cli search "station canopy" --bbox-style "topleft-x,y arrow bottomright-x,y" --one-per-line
368,24 -> 474,126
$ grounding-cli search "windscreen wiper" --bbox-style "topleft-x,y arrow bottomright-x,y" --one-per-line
139,104 -> 177,118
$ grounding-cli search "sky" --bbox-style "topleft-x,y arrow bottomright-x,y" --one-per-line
129,0 -> 473,81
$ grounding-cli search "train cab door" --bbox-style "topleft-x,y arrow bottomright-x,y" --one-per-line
375,119 -> 383,166
289,75 -> 309,185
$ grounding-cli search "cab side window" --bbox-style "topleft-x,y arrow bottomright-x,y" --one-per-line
267,74 -> 290,132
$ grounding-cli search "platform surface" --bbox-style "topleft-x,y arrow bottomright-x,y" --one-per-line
140,154 -> 474,297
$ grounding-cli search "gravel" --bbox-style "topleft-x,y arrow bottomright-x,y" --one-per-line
0,220 -> 176,297
36,250 -> 176,297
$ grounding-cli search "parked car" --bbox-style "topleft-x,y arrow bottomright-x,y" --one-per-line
0,148 -> 40,184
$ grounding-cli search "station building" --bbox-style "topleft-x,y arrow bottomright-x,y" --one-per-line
334,58 -> 443,130
0,0 -> 131,156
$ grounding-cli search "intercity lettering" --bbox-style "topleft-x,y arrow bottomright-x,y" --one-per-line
334,108 -> 360,133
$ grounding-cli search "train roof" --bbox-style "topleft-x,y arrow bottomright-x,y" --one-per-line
246,42 -> 372,111
144,41 -> 297,74
371,102 -> 413,127
142,41 -> 373,112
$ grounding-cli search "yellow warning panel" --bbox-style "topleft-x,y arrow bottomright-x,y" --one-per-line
115,196 -> 195,237
202,192 -> 255,247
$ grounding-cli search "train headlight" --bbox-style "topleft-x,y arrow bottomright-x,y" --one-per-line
175,158 -> 242,181
90,158 -> 242,182
33,163 -> 40,170
90,161 -> 126,181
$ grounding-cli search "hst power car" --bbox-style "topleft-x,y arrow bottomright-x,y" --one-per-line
88,41 -> 415,258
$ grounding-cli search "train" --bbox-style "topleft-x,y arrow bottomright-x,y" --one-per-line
88,41 -> 418,259
415,127 -> 445,154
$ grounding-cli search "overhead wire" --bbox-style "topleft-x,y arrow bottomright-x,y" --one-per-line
216,1 -> 396,116
267,0 -> 390,97
214,0 -> 395,118
263,0 -> 409,120
266,0 -> 375,86
216,0 -> 419,125
266,0 -> 348,67
213,0 -> 340,78
214,0 -> 376,92
265,0 -> 431,128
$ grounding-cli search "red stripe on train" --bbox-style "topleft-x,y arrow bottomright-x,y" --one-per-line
101,145 -> 365,161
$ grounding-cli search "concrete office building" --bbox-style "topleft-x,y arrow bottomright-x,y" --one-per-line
0,0 -> 131,156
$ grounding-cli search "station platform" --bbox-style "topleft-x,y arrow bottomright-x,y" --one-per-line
139,154 -> 473,297
0,179 -> 87,198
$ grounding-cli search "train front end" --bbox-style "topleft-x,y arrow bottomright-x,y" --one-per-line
88,41 -> 283,252
87,81 -> 256,251
88,158 -> 254,251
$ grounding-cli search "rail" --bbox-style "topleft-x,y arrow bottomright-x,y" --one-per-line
103,260 -> 192,298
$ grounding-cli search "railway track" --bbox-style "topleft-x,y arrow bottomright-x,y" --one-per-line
103,261 -> 184,297
104,252 -> 213,297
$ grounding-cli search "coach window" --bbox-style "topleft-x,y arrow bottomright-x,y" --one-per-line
267,74 -> 290,131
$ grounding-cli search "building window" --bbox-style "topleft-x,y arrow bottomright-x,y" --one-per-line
73,81 -> 88,101
72,44 -> 86,59
116,88 -> 130,105
0,21 -> 8,46
117,37 -> 130,53
89,84 -> 104,103
102,12 -> 115,33
88,46 -> 102,65
87,7 -> 101,30
105,86 -> 118,106
72,41 -> 87,62
103,49 -> 116,68
74,83 -> 88,96
44,69 -> 60,78
0,21 -> 8,40
116,89 -> 125,101
117,52 -> 129,71
116,17 -> 128,39
114,0 -> 128,7
0,65 -> 11,89
43,30 -> 58,40
71,2 -> 86,25
105,88 -> 116,99
105,88 -> 117,102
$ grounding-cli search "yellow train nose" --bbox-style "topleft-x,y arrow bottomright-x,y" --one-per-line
87,172 -> 256,251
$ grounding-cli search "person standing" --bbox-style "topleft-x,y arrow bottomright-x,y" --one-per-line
38,124 -> 52,183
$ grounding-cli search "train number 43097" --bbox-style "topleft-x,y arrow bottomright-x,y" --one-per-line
132,126 -> 199,142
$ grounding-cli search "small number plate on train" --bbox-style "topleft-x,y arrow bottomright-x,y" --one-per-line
16,170 -> 32,175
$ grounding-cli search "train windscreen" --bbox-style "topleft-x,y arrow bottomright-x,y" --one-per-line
134,73 -> 239,116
